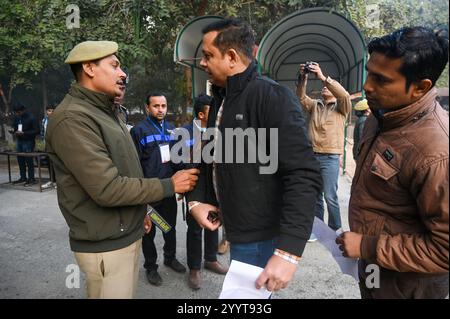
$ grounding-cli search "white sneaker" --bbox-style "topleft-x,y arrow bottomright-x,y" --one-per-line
308,233 -> 318,242
42,181 -> 54,189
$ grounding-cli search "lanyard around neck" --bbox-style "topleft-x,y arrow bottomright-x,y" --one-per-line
147,116 -> 165,134
147,116 -> 166,141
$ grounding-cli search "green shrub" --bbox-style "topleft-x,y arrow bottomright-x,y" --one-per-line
6,139 -> 45,152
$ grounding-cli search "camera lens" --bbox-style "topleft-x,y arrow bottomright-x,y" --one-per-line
304,63 -> 311,73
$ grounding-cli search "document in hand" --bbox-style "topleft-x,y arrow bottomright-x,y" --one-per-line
219,260 -> 272,299
312,217 -> 359,281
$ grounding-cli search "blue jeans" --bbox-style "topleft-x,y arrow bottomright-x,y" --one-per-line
230,238 -> 277,269
314,154 -> 341,230
16,140 -> 35,180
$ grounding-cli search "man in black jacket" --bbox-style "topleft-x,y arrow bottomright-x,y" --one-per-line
10,103 -> 40,186
187,19 -> 322,293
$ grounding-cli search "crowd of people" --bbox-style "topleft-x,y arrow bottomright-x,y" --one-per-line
7,17 -> 448,299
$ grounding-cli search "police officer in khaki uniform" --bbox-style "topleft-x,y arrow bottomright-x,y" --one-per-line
46,41 -> 199,298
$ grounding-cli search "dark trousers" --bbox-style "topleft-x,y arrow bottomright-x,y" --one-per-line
143,196 -> 177,271
358,260 -> 449,299
16,140 -> 35,180
41,154 -> 56,182
186,211 -> 218,270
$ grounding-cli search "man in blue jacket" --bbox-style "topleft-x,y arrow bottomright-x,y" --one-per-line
130,93 -> 186,286
187,19 -> 322,293
41,105 -> 55,140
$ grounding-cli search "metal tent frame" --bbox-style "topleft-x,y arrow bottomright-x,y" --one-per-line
257,7 -> 367,95
173,15 -> 224,101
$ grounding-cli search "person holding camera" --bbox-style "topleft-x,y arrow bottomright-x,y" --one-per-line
296,62 -> 351,239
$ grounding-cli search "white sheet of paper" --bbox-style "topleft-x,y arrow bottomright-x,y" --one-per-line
159,144 -> 170,163
219,260 -> 272,299
312,217 -> 359,281
18,124 -> 23,132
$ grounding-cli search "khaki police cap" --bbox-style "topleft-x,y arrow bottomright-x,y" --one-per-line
354,99 -> 369,111
64,41 -> 118,64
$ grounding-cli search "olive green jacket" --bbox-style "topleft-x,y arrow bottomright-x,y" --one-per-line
46,83 -> 174,253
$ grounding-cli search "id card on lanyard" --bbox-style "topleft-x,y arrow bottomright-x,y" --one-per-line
148,116 -> 171,163
159,144 -> 170,163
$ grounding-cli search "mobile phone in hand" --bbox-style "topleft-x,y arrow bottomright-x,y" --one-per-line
207,210 -> 219,223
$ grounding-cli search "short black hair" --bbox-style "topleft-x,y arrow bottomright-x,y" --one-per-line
368,26 -> 449,92
70,59 -> 101,81
145,92 -> 165,105
202,19 -> 255,61
12,102 -> 25,112
193,94 -> 213,118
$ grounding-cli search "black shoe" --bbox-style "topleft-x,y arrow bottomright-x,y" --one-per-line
146,269 -> 162,286
164,258 -> 186,273
24,179 -> 37,187
12,178 -> 27,185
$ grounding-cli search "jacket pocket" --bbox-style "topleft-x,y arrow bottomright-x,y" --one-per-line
369,153 -> 399,181
84,209 -> 123,241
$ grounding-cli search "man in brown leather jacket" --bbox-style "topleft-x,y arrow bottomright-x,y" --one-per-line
336,27 -> 449,299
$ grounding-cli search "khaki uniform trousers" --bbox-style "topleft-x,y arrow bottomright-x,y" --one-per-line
74,239 -> 142,299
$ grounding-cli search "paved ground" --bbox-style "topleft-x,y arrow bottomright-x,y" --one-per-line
0,159 -> 360,299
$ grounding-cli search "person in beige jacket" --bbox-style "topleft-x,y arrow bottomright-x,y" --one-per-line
296,62 -> 351,238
